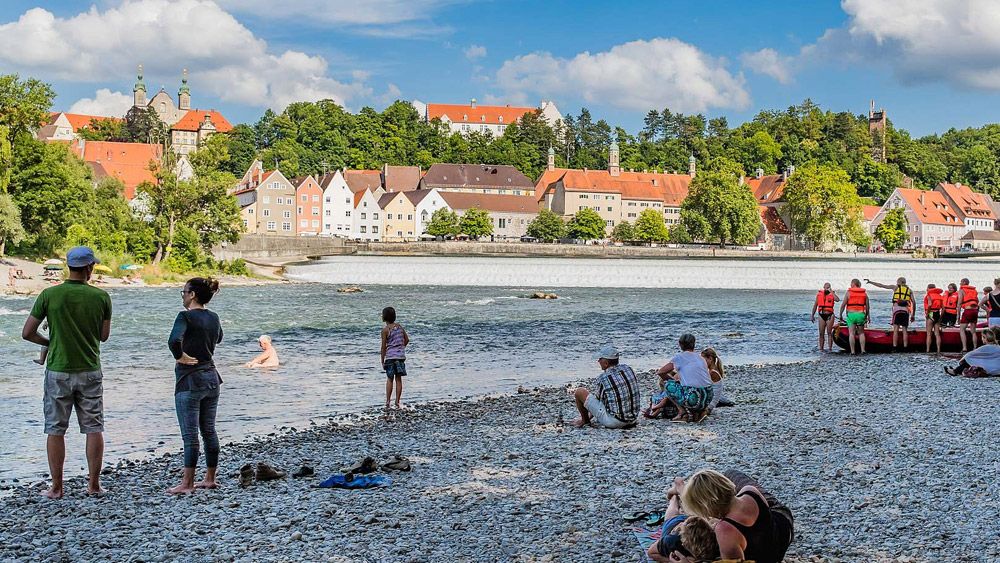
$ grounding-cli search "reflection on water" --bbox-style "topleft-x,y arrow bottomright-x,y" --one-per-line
2,258 -> 956,480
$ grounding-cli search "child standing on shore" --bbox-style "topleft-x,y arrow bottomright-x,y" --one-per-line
380,307 -> 409,410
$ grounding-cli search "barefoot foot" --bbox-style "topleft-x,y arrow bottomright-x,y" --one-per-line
42,487 -> 63,500
166,483 -> 195,495
86,485 -> 106,496
194,480 -> 218,489
33,359 -> 44,366
570,417 -> 587,428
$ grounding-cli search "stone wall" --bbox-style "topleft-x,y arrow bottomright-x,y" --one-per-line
212,234 -> 353,260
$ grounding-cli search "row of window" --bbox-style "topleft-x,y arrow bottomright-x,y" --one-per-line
261,196 -> 295,205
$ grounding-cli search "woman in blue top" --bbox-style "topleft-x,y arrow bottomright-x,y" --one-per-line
167,278 -> 223,495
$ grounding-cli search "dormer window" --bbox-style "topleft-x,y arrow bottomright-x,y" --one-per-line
498,116 -> 503,123
481,115 -> 486,122
463,114 -> 468,121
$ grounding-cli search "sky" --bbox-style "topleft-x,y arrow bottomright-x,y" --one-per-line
2,0 -> 1000,137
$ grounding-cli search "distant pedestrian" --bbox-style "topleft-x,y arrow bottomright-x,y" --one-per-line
167,278 -> 223,495
21,247 -> 112,499
570,344 -> 640,429
380,306 -> 409,410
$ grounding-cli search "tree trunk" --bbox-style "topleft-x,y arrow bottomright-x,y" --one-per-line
0,238 -> 5,257
163,218 -> 176,261
152,243 -> 164,265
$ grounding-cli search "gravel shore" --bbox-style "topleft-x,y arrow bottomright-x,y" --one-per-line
1,354 -> 997,562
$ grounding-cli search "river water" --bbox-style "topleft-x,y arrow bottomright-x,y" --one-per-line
2,255 -> 998,481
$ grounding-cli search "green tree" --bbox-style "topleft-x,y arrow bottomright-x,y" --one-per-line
0,74 -> 55,140
459,207 -> 493,239
957,145 -> 1000,198
610,220 -> 634,242
0,125 -> 11,193
680,170 -> 759,247
0,193 -> 24,255
634,209 -> 670,242
526,208 -> 567,242
853,157 -> 902,203
567,207 -> 607,240
784,163 -> 869,249
874,207 -> 908,252
77,118 -> 125,141
124,106 -> 166,144
425,207 -> 459,237
735,130 -> 782,174
668,223 -> 692,244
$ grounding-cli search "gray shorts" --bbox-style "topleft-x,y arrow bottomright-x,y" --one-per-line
584,395 -> 630,429
43,369 -> 104,435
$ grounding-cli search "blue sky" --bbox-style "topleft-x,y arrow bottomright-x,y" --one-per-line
2,0 -> 999,137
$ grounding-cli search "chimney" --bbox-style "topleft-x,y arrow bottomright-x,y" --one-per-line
956,182 -> 962,188
920,192 -> 925,207
756,167 -> 764,179
470,98 -> 477,109
652,178 -> 659,187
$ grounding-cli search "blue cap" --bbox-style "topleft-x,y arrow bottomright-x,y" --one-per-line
66,246 -> 100,268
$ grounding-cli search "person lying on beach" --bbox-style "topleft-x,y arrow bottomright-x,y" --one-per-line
645,478 -> 719,563
945,326 -> 1000,377
652,334 -> 714,423
245,335 -> 280,368
676,469 -> 794,563
569,344 -> 640,429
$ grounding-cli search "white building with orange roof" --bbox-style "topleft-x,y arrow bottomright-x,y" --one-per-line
352,187 -> 384,241
934,182 -> 997,231
318,171 -> 353,237
130,65 -> 232,155
36,112 -> 124,142
872,187 -> 966,249
414,99 -> 561,136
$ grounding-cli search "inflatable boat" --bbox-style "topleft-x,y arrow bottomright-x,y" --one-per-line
833,322 -> 985,353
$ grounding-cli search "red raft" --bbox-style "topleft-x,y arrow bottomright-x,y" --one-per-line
833,322 -> 986,353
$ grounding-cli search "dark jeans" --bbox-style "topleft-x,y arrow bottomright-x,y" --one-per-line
175,386 -> 220,469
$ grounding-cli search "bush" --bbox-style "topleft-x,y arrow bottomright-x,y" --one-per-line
221,258 -> 250,276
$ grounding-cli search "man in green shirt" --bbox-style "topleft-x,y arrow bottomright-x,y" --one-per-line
22,247 -> 112,499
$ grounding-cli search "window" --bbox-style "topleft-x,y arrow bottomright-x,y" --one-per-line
481,124 -> 488,133
580,194 -> 589,199
242,219 -> 248,227
607,207 -> 612,212
301,195 -> 307,202
372,226 -> 379,233
373,213 -> 379,220
266,221 -> 276,230
325,196 -> 332,203
361,213 -> 367,219
627,212 -> 637,218
363,202 -> 368,208
263,196 -> 271,204
311,220 -> 319,228
627,202 -> 636,207
360,226 -> 367,233
271,182 -> 279,189
346,211 -> 351,217
421,211 -> 428,220
276,197 -> 283,205
282,222 -> 291,232
299,220 -> 307,228
325,223 -> 331,230
297,207 -> 303,214
499,125 -> 506,134
407,214 -> 413,221
606,195 -> 614,200
312,195 -> 319,202
498,218 -> 507,228
345,198 -> 351,204
461,124 -> 470,133
262,209 -> 271,217
248,208 -> 254,215
283,211 -> 291,219
325,210 -> 331,216
312,206 -> 320,215
606,220 -> 614,226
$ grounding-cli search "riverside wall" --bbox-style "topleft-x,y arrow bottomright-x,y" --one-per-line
211,234 -> 354,261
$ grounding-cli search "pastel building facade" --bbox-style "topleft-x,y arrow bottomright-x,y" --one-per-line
319,171 -> 355,236
36,113 -> 123,142
234,160 -> 297,236
131,65 -> 232,155
378,192 -> 417,241
414,99 -> 561,137
294,176 -> 324,235
439,192 -> 539,240
420,163 -> 535,196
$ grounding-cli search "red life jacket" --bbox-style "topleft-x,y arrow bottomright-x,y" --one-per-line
815,290 -> 835,313
846,287 -> 867,312
924,287 -> 944,314
943,291 -> 959,314
960,285 -> 978,309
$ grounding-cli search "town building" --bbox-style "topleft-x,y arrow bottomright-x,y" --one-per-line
233,160 -> 297,236
743,167 -> 815,250
536,143 -> 693,235
757,206 -> 792,250
420,163 -> 535,196
406,189 -> 449,236
413,99 -> 561,137
934,182 -> 997,231
318,171 -> 354,237
382,165 -> 422,193
862,205 -> 883,234
378,191 -> 417,241
294,176 -> 323,235
352,186 -> 384,241
960,230 -> 1000,251
873,188 -> 965,249
69,139 -> 161,200
131,65 -> 232,155
439,192 -> 539,240
36,113 -> 123,142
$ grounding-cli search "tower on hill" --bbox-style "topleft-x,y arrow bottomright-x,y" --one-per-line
869,99 -> 887,163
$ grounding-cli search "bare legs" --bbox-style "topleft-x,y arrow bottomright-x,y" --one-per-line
44,433 -> 104,499
385,375 -> 403,409
927,320 -> 942,354
960,320 -> 977,352
847,324 -> 866,355
571,388 -> 591,428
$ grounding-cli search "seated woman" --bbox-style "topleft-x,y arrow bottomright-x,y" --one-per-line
645,478 -> 719,563
702,348 -> 734,409
246,334 -> 280,368
945,326 -> 1000,377
650,334 -> 715,422
677,469 -> 794,563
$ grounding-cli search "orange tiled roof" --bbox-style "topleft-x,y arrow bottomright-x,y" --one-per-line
863,205 -> 882,221
895,188 -> 962,226
760,206 -> 790,235
552,169 -> 692,207
344,170 -> 382,193
427,103 -> 537,125
936,182 -> 997,220
438,191 -> 539,213
745,174 -> 787,204
50,112 -> 124,132
535,168 -> 570,201
73,140 -> 161,200
171,109 -> 233,133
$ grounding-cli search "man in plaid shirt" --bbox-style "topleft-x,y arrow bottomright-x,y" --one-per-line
571,344 -> 640,428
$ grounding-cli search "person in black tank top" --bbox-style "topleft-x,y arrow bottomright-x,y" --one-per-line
981,280 -> 1000,328
679,469 -> 794,563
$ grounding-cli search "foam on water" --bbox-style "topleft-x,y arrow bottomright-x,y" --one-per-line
0,308 -> 28,316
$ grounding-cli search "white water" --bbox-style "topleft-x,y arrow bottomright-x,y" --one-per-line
287,255 -> 1000,290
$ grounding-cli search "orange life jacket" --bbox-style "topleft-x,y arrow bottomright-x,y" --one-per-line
815,290 -> 835,313
846,287 -> 867,312
924,288 -> 944,314
960,285 -> 978,309
943,291 -> 959,315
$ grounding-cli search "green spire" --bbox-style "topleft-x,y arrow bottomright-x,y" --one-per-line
178,68 -> 190,95
133,63 -> 146,92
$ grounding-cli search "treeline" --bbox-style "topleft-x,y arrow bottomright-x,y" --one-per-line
206,98 -> 1000,205
0,74 -> 243,275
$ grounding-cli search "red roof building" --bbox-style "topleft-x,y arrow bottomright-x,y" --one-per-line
71,140 -> 161,200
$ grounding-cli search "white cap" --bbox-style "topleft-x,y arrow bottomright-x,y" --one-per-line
593,344 -> 620,360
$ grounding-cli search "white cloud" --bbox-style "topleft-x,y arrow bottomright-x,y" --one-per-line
377,83 -> 403,105
495,38 -> 750,113
216,0 -> 458,36
0,1 -> 370,110
464,44 -> 487,60
68,89 -> 133,116
740,48 -> 794,85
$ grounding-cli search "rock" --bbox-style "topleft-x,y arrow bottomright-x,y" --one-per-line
337,286 -> 363,294
290,531 -> 303,542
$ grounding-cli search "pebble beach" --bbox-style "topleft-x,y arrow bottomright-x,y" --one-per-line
1,354 -> 997,562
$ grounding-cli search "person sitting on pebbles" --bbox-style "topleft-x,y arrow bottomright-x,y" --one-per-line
652,334 -> 714,423
569,344 -> 640,429
245,334 -> 280,368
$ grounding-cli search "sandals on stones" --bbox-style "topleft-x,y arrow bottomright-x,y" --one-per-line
342,456 -> 379,476
255,462 -> 286,481
381,455 -> 411,472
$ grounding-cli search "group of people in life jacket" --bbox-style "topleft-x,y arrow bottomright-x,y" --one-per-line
810,276 -> 1000,354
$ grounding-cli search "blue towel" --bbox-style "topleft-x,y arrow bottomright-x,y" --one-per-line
317,474 -> 392,489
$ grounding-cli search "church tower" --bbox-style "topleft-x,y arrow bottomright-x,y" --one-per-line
547,146 -> 555,171
688,154 -> 697,177
868,99 -> 887,163
178,68 -> 191,111
608,141 -> 620,177
133,64 -> 146,108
